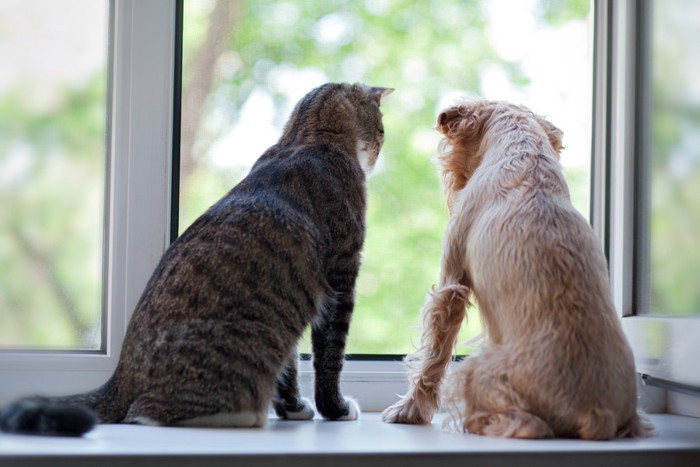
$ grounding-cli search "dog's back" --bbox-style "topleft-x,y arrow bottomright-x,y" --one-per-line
439,101 -> 653,439
382,100 -> 652,438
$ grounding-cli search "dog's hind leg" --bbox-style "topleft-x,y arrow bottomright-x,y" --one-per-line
464,409 -> 553,439
574,407 -> 618,440
445,347 -> 554,439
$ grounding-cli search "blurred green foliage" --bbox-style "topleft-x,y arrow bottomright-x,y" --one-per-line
179,0 -> 591,354
537,0 -> 589,26
2,0 -> 611,353
647,0 -> 700,316
0,74 -> 106,348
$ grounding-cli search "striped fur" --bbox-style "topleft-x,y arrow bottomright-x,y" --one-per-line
1,83 -> 392,436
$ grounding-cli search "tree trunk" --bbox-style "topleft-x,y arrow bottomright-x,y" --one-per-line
179,0 -> 244,186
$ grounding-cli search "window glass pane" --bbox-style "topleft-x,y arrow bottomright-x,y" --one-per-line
180,0 -> 592,354
0,0 -> 109,349
646,0 -> 700,316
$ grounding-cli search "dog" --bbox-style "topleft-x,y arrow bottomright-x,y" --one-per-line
382,100 -> 653,439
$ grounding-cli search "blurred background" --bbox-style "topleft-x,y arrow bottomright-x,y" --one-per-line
3,0 -> 693,353
647,0 -> 700,318
177,0 -> 592,354
0,0 -> 107,348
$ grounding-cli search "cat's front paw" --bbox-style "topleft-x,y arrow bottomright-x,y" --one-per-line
317,396 -> 360,421
275,397 -> 315,421
333,396 -> 360,421
382,396 -> 432,425
282,398 -> 315,421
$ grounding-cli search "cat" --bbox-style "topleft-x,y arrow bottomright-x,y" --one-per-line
0,82 -> 393,436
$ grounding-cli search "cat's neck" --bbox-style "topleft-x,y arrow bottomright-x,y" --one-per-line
278,129 -> 357,157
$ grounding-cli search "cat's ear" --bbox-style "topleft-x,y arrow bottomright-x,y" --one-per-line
370,87 -> 394,106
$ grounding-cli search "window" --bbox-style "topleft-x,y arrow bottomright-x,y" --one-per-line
0,0 -> 108,350
1,0 -> 697,417
596,0 -> 700,416
179,0 -> 593,356
641,0 -> 700,318
0,0 -> 179,405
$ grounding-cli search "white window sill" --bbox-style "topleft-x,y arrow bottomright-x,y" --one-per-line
1,413 -> 699,467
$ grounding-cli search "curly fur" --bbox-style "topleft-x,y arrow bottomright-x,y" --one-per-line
383,100 -> 654,439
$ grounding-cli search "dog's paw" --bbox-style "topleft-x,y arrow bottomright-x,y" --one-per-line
382,397 -> 432,425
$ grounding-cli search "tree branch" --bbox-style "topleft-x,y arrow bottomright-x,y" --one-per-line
9,225 -> 90,341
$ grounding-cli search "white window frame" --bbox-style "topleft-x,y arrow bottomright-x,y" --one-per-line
0,0 -> 178,405
2,0 -> 698,417
595,0 -> 700,417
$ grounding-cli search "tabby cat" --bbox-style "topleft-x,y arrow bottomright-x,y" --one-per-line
0,82 -> 393,435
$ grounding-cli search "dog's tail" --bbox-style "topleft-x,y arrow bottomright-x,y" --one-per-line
614,410 -> 655,438
576,407 -> 654,440
0,377 -> 125,436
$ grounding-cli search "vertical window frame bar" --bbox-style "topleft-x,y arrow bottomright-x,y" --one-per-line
608,0 -> 638,318
106,0 -> 178,351
591,0 -> 613,258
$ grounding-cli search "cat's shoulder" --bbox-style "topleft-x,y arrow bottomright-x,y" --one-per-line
252,143 -> 352,177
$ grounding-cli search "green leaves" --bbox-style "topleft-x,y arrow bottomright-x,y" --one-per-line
181,0 -> 591,353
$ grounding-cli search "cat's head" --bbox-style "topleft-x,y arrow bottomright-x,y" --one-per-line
351,83 -> 393,175
280,83 -> 393,175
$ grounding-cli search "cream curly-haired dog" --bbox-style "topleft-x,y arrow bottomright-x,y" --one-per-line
382,100 -> 653,439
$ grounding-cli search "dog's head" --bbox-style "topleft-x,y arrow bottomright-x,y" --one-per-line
435,100 -> 563,208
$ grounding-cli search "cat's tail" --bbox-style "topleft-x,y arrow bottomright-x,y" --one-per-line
0,377 -> 124,436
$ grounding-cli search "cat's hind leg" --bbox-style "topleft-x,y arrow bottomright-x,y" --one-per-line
123,393 -> 267,428
175,411 -> 266,428
273,348 -> 315,420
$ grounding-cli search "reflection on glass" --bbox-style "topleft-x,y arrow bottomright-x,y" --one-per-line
180,0 -> 592,353
0,0 -> 109,349
648,0 -> 700,316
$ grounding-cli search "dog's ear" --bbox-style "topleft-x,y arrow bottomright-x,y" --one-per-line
436,102 -> 490,145
536,116 -> 564,156
437,107 -> 463,135
436,102 -> 491,210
